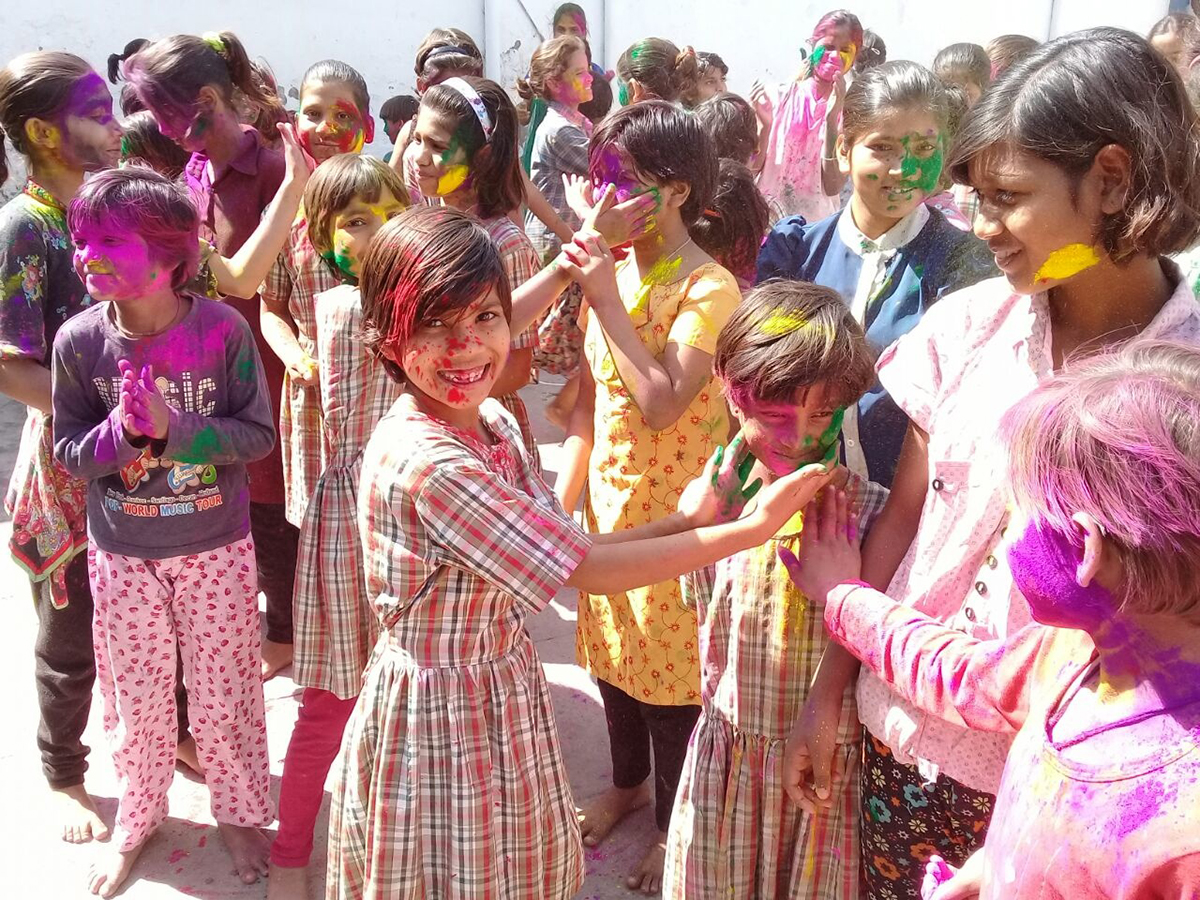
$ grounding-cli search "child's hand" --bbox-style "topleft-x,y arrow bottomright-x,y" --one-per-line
678,434 -> 763,528
782,691 -> 847,815
776,484 -> 861,601
922,852 -> 983,900
278,121 -> 317,181
562,175 -> 657,245
120,364 -> 170,441
825,72 -> 848,125
743,462 -> 833,539
118,360 -> 144,440
559,231 -> 618,303
749,80 -> 773,125
287,354 -> 319,387
562,173 -> 596,223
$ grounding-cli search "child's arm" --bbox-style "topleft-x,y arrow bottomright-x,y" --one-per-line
0,213 -> 55,412
206,123 -> 312,299
509,262 -> 573,336
523,169 -> 574,246
563,233 -> 731,431
0,359 -> 52,413
260,265 -> 317,386
820,76 -> 848,197
554,358 -> 595,513
51,335 -> 141,479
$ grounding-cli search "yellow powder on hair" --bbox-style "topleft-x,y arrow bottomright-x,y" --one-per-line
759,309 -> 809,336
1033,243 -> 1100,284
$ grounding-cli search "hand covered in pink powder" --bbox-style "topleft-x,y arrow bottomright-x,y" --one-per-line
921,851 -> 984,899
677,433 -> 762,528
118,361 -> 170,441
278,121 -> 317,182
561,175 -> 657,246
777,480 -> 861,602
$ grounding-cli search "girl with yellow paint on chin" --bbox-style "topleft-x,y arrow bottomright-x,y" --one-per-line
780,28 -> 1200,900
553,100 -> 742,896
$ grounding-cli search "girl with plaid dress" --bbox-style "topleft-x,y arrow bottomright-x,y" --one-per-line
326,205 -> 837,900
662,282 -> 888,900
268,155 -> 408,900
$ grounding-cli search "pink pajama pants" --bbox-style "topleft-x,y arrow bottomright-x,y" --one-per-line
271,687 -> 357,867
89,538 -> 275,851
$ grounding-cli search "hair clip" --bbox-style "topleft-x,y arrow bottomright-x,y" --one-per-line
441,77 -> 494,142
703,208 -> 723,219
201,32 -> 226,56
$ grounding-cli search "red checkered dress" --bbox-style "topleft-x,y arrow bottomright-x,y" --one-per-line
480,214 -> 541,467
292,284 -> 399,698
261,217 -> 341,526
326,395 -> 590,900
663,474 -> 889,900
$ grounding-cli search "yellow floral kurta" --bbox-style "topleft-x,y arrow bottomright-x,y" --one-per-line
576,259 -> 740,706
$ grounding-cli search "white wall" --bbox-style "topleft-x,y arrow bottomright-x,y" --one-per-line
0,0 -> 1174,196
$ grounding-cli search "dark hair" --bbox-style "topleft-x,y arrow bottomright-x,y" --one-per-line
120,110 -> 191,179
303,154 -> 410,257
933,43 -> 991,93
422,77 -> 523,220
985,34 -> 1039,79
616,38 -> 699,104
68,166 -> 200,291
841,60 -> 955,147
1149,12 -> 1198,41
810,9 -> 865,49
0,51 -> 94,185
246,59 -> 287,143
589,100 -> 717,225
119,82 -> 145,116
360,206 -> 510,383
302,59 -> 371,116
107,38 -> 149,84
694,92 -> 758,165
125,32 -> 284,129
853,29 -> 887,73
697,51 -> 728,79
690,160 -> 770,284
714,279 -> 875,406
552,3 -> 588,35
380,94 -> 419,124
950,28 -> 1200,260
517,35 -> 587,103
580,74 -> 613,125
413,28 -> 484,87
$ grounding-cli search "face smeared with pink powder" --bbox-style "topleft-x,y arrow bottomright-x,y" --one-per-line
809,25 -> 858,84
298,80 -> 373,162
72,217 -> 174,303
399,289 -> 510,411
1007,518 -> 1118,632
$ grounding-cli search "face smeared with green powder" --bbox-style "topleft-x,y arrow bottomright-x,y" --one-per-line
322,189 -> 407,280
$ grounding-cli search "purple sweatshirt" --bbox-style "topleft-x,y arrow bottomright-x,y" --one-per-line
51,296 -> 275,558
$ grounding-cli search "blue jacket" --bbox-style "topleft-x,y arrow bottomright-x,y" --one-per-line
757,207 -> 996,486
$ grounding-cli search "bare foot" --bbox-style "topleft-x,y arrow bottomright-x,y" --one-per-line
261,639 -> 294,680
219,823 -> 272,884
626,834 -> 667,894
266,862 -> 309,900
87,838 -> 147,897
577,783 -> 650,847
175,735 -> 205,776
55,783 -> 111,844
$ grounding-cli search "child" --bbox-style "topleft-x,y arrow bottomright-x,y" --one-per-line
404,75 -> 543,460
324,203 -> 834,899
0,49 -> 122,847
662,281 -> 890,900
1148,12 -> 1199,71
758,60 -> 994,488
580,69 -> 614,124
119,109 -> 190,178
379,92 -> 419,162
551,2 -> 613,81
854,29 -> 888,74
685,51 -> 728,108
267,154 -> 407,900
695,92 -> 761,168
984,34 -> 1039,79
785,29 -> 1200,900
789,340 -> 1200,899
755,9 -> 863,220
259,59 -> 374,587
125,31 -> 298,678
614,37 -> 700,106
106,38 -> 148,84
932,42 -> 991,108
555,100 -> 743,894
51,167 -> 276,897
691,159 -> 771,289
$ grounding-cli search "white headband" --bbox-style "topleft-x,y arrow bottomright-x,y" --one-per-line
441,77 -> 494,142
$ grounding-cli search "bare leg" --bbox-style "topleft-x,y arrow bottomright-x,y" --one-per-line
261,639 -> 294,680
175,735 -> 205,776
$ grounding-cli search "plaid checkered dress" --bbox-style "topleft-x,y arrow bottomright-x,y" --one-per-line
326,395 -> 590,900
480,214 -> 541,467
262,218 -> 341,526
663,474 -> 889,900
292,284 -> 399,699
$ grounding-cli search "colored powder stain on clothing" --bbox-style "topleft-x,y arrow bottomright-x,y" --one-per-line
437,164 -> 471,195
1034,243 -> 1100,283
181,425 -> 221,464
760,309 -> 809,336
631,253 -> 683,315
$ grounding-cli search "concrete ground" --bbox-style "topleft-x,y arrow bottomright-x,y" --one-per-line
0,380 -> 657,899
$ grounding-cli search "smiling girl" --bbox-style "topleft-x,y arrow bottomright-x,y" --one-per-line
754,9 -> 862,219
324,204 -> 834,899
783,28 -> 1200,900
0,50 -> 122,847
758,61 -> 995,489
51,167 -> 277,897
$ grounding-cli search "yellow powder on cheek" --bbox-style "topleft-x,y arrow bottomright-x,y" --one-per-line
436,164 -> 470,195
1034,243 -> 1100,283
